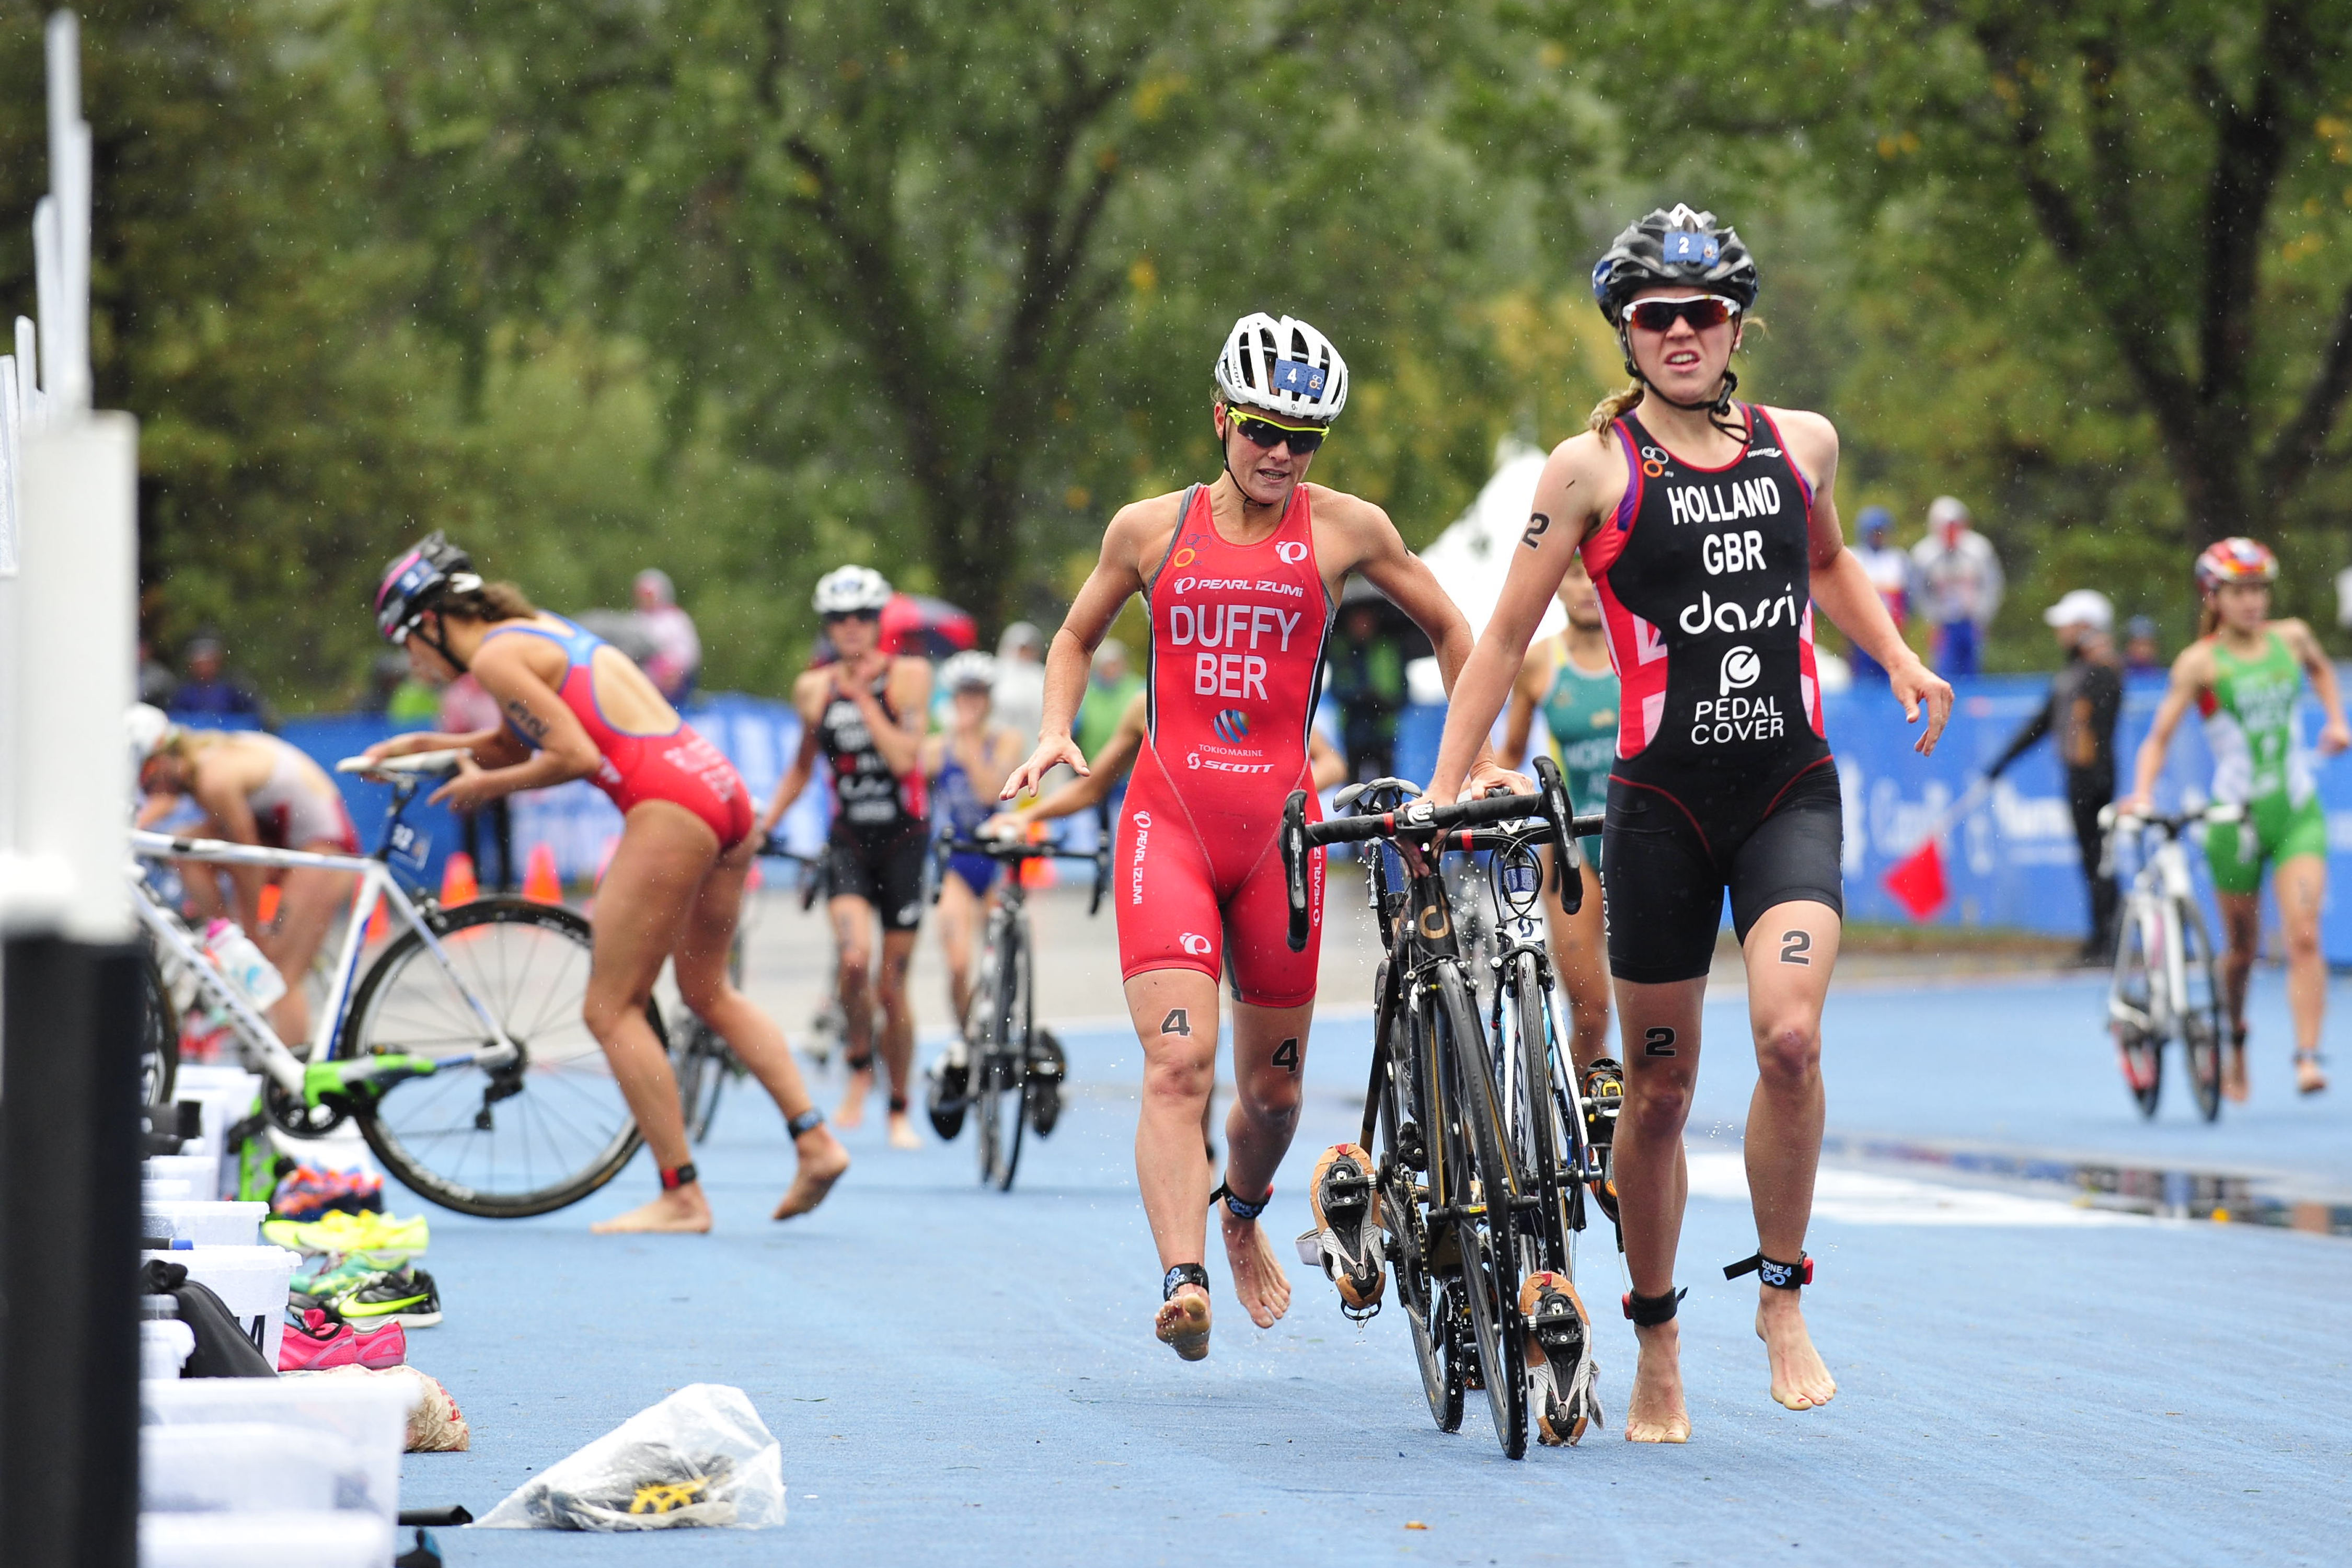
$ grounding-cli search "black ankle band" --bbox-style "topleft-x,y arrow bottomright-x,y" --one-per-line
659,1162 -> 698,1192
1724,1252 -> 1813,1289
886,1093 -> 908,1114
1622,1286 -> 1686,1327
1210,1182 -> 1270,1221
846,1051 -> 875,1072
787,1109 -> 825,1137
1163,1263 -> 1210,1300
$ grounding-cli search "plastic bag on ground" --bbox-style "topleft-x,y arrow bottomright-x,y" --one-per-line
475,1383 -> 783,1531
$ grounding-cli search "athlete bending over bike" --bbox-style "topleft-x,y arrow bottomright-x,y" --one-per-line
364,535 -> 850,1232
1423,207 -> 1952,1440
1000,312 -> 1508,1361
2121,538 -> 2348,1099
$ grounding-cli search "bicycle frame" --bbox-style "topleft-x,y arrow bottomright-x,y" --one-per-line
2105,810 -> 2227,1042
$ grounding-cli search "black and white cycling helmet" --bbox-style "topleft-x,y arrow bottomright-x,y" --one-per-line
1589,204 -> 1759,325
126,702 -> 176,767
374,531 -> 482,646
938,651 -> 999,694
812,565 -> 892,617
1213,313 -> 1349,426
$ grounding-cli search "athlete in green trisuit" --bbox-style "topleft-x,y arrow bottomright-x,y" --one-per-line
2125,538 -> 2349,1099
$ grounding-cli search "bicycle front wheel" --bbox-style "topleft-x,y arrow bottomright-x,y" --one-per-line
140,946 -> 180,1108
977,919 -> 1029,1191
2110,903 -> 2163,1119
1437,964 -> 1528,1460
672,1017 -> 730,1145
1372,981 -> 1460,1433
346,898 -> 659,1218
1504,952 -> 1575,1278
2177,900 -> 2225,1123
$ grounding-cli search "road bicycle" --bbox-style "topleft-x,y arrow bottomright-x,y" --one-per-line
928,819 -> 1109,1191
2101,802 -> 2236,1122
1281,758 -> 1607,1458
668,836 -> 827,1144
133,750 -> 662,1217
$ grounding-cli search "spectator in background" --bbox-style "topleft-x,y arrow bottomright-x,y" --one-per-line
439,672 -> 515,892
1328,601 -> 1407,782
1076,638 -> 1143,760
1985,589 -> 2124,963
167,631 -> 275,729
1848,505 -> 1916,684
991,622 -> 1048,755
1910,495 -> 2003,677
2123,615 -> 2163,674
137,637 -> 178,709
633,568 -> 703,704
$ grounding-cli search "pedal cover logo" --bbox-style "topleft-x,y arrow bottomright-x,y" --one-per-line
1213,708 -> 1250,743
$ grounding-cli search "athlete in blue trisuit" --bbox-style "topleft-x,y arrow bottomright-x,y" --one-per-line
1425,207 -> 1952,1441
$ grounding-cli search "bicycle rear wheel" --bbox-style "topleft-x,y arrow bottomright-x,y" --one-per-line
140,946 -> 180,1108
672,1018 -> 730,1144
347,898 -> 659,1218
1437,964 -> 1528,1459
1503,953 -> 1575,1277
1372,985 -> 1460,1433
2110,904 -> 2163,1119
977,920 -> 1029,1191
2177,901 -> 2226,1123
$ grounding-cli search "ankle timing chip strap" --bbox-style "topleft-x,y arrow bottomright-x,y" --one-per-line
659,1162 -> 699,1192
1210,1182 -> 1271,1221
1163,1262 -> 1210,1301
787,1108 -> 826,1138
1621,1286 -> 1686,1327
1724,1252 -> 1813,1289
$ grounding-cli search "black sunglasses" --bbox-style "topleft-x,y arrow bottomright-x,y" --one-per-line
1621,295 -> 1740,334
1228,412 -> 1327,454
822,610 -> 879,626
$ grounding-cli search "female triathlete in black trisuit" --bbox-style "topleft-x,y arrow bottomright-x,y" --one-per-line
1426,206 -> 1952,1442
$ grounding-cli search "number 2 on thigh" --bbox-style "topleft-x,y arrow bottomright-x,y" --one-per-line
1779,930 -> 1812,966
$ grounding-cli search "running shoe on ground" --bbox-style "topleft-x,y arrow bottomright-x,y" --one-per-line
1026,1028 -> 1067,1137
288,1253 -> 383,1310
925,1047 -> 969,1141
1519,1271 -> 1602,1446
263,1208 -> 428,1261
352,1317 -> 408,1369
271,1162 -> 385,1221
278,1306 -> 360,1372
1302,1143 -> 1385,1315
335,1265 -> 444,1329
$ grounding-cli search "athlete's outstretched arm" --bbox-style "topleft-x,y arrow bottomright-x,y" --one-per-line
1003,501 -> 1161,798
1002,694 -> 1148,827
1498,640 -> 1554,771
758,701 -> 824,838
2281,619 -> 2352,755
1783,409 -> 1952,755
2122,644 -> 2209,812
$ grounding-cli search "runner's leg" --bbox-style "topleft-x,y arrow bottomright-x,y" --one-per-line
1542,847 -> 1612,1069
1739,900 -> 1841,1411
1610,976 -> 1703,1442
936,872 -> 980,1031
876,928 -> 920,1147
672,835 -> 849,1217
1127,967 -> 1220,1345
2218,890 -> 2261,1098
2276,856 -> 2328,1092
1219,998 -> 1311,1328
585,802 -> 718,1234
829,893 -> 879,1127
259,857 -> 353,1050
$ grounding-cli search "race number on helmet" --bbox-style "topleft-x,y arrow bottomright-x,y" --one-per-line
1590,204 -> 1759,325
812,564 -> 893,615
1213,313 -> 1349,426
2195,537 -> 2279,590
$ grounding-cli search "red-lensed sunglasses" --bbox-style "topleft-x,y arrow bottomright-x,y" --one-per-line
1620,295 -> 1740,334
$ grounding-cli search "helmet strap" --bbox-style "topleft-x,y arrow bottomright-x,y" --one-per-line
1619,331 -> 1746,444
414,610 -> 469,676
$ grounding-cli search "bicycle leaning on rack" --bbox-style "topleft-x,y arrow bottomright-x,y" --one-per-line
133,750 -> 663,1217
924,819 -> 1109,1191
1280,758 -> 1610,1458
668,834 -> 828,1144
2101,801 -> 2238,1122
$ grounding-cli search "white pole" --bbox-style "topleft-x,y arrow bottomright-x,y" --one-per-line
11,317 -> 35,428
44,11 -> 90,413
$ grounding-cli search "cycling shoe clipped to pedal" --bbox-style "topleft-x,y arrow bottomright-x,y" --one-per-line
1519,1271 -> 1602,1446
1298,1143 -> 1385,1320
1024,1028 -> 1067,1137
924,1048 -> 970,1142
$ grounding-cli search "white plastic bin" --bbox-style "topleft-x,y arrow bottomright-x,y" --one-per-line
144,1153 -> 222,1201
143,1422 -> 359,1514
169,1066 -> 263,1164
143,1179 -> 195,1201
141,1245 -> 297,1367
143,1201 -> 268,1248
140,1320 -> 196,1380
140,1511 -> 391,1568
143,1375 -> 416,1524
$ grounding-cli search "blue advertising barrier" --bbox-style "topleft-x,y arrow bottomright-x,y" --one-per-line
1394,669 -> 2352,963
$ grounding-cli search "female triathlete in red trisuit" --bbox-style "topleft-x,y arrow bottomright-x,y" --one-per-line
363,534 -> 850,1233
1425,209 -> 1952,1440
1001,313 -> 1509,1361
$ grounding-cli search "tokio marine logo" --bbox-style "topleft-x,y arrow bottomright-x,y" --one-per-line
1275,539 -> 1308,565
1179,932 -> 1214,956
1720,645 -> 1761,696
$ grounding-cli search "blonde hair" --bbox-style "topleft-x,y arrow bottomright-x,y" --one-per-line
1588,380 -> 1645,435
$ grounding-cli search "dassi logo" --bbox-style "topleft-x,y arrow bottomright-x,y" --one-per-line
1275,540 -> 1308,565
1720,645 -> 1761,696
1680,590 -> 1800,637
1214,709 -> 1250,743
1179,932 -> 1214,956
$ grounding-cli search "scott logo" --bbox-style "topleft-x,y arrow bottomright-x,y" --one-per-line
1179,932 -> 1214,956
1275,540 -> 1308,565
1720,645 -> 1761,696
1214,709 -> 1250,743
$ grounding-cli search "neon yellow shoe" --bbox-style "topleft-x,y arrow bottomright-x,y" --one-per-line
262,1208 -> 429,1261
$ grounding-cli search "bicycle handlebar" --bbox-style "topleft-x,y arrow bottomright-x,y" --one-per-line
937,829 -> 1114,916
1283,756 -> 1600,952
335,750 -> 467,780
2097,801 -> 2244,835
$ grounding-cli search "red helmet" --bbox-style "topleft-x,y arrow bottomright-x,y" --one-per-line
2194,537 -> 2278,591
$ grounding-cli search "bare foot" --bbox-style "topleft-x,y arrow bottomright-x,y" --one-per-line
591,1186 -> 712,1235
834,1067 -> 873,1129
2224,1050 -> 2251,1103
1156,1283 -> 1212,1362
887,1112 -> 922,1150
1757,1292 -> 1837,1411
773,1133 -> 851,1220
1218,1209 -> 1292,1329
2296,1052 -> 2328,1096
1624,1320 -> 1690,1443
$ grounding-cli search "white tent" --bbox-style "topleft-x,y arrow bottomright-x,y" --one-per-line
1405,439 -> 1567,702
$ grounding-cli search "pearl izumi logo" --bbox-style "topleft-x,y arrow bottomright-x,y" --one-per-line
1276,539 -> 1308,564
1720,645 -> 1760,696
1179,932 -> 1214,956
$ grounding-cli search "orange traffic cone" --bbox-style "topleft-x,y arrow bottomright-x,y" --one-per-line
1019,856 -> 1057,890
522,843 -> 563,905
440,852 -> 478,907
365,898 -> 389,943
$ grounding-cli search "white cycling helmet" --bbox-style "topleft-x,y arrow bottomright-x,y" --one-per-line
938,651 -> 999,694
812,564 -> 893,616
1213,313 -> 1349,426
126,702 -> 176,766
